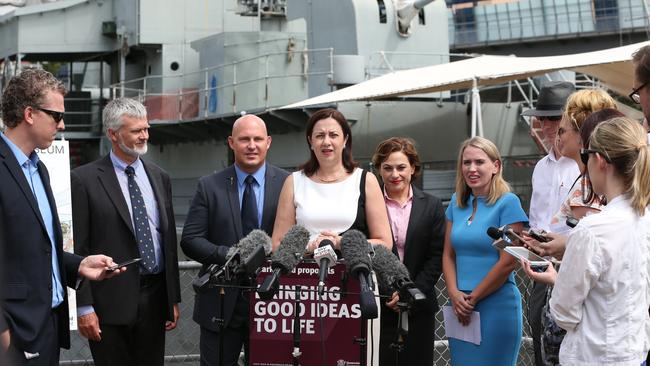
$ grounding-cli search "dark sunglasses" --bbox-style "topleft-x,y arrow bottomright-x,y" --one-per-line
34,106 -> 65,123
629,81 -> 649,104
538,115 -> 562,122
580,148 -> 612,165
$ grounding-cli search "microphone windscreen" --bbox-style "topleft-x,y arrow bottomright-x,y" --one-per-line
487,226 -> 503,240
340,230 -> 371,276
226,229 -> 272,260
241,229 -> 272,258
371,244 -> 411,290
271,225 -> 310,274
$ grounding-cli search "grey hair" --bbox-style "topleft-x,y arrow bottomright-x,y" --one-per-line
102,98 -> 147,133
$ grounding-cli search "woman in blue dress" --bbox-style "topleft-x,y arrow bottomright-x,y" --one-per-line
442,136 -> 528,365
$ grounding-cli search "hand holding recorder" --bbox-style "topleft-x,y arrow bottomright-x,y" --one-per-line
522,231 -> 567,260
487,226 -> 550,272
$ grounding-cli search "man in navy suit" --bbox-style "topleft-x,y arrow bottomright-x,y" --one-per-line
181,114 -> 289,366
0,68 -> 122,365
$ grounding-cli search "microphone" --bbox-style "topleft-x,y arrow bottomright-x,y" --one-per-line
232,229 -> 272,276
314,239 -> 337,296
192,230 -> 272,293
371,245 -> 426,307
226,229 -> 272,262
486,226 -> 504,240
257,225 -> 310,300
487,225 -> 525,244
340,230 -> 378,319
192,263 -> 221,293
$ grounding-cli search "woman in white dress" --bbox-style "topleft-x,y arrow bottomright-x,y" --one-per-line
271,108 -> 392,251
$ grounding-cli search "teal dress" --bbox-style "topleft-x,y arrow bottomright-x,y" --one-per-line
445,192 -> 528,366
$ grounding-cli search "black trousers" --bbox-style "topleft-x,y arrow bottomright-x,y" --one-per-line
6,306 -> 61,366
528,281 -> 548,366
199,324 -> 249,366
379,303 -> 436,366
88,274 -> 167,366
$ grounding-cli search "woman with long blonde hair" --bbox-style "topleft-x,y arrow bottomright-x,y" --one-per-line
442,136 -> 528,365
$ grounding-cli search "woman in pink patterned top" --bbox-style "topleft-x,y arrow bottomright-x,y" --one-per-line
372,137 -> 445,366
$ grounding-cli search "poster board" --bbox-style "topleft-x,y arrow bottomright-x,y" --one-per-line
37,140 -> 77,330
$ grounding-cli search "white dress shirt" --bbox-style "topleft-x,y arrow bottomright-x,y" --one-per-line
529,149 -> 580,231
550,196 -> 650,366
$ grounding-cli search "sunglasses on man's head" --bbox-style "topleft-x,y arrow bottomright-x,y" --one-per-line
34,106 -> 65,123
580,148 -> 612,165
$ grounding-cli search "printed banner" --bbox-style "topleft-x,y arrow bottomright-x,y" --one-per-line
37,140 -> 77,330
250,261 -> 366,366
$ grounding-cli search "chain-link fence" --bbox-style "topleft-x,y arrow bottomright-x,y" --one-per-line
59,262 -> 537,365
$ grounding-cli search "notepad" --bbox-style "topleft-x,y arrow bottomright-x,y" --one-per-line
442,306 -> 481,345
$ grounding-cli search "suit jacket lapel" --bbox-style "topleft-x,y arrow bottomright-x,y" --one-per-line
226,166 -> 243,238
0,138 -> 45,230
38,161 -> 63,247
261,165 -> 278,232
96,155 -> 135,235
403,186 -> 425,266
142,161 -> 168,233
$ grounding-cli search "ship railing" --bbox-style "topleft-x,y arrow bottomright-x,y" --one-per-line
448,0 -> 650,47
110,48 -> 334,121
366,51 -> 475,78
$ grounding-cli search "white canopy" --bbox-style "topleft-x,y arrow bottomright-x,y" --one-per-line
281,41 -> 650,110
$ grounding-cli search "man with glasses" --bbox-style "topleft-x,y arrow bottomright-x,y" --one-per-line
0,68 -> 124,365
632,45 -> 650,144
631,43 -> 650,366
521,81 -> 580,366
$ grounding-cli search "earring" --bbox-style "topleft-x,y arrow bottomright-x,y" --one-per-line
343,144 -> 346,148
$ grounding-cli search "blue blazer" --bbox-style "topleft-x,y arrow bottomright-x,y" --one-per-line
181,164 -> 289,331
0,137 -> 83,351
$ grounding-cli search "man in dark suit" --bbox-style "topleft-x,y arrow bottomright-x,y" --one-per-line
0,68 -> 122,365
181,114 -> 289,366
71,98 -> 181,366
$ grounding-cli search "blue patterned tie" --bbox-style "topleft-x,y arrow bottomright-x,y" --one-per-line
125,166 -> 157,273
241,175 -> 259,236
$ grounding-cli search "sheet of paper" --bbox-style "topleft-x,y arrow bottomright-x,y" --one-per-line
442,305 -> 481,345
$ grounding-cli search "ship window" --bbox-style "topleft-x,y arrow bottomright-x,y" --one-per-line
170,62 -> 179,71
377,0 -> 387,23
419,8 -> 425,24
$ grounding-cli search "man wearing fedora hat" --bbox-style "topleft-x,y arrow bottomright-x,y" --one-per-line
522,80 -> 580,366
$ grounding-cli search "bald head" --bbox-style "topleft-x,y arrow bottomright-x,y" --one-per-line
232,114 -> 268,136
228,114 -> 272,173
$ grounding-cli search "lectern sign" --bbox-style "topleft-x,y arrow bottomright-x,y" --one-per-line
250,261 -> 365,365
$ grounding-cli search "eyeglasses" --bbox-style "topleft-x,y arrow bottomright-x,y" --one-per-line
33,106 -> 65,123
629,81 -> 649,104
580,148 -> 612,165
538,115 -> 562,122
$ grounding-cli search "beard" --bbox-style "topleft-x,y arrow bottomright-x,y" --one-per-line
118,140 -> 148,158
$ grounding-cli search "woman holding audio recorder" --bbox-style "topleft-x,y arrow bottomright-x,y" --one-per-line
523,117 -> 650,365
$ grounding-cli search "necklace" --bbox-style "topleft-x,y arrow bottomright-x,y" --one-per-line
316,170 -> 346,183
